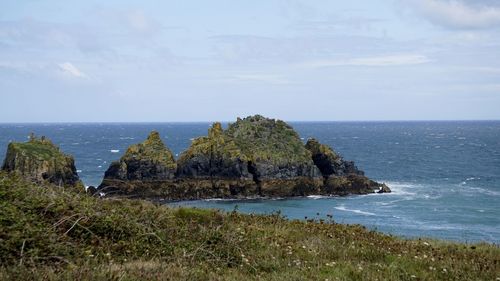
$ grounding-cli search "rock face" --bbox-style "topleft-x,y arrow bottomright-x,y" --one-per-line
98,131 -> 178,196
305,138 -> 363,177
305,138 -> 389,194
98,115 -> 390,199
222,115 -> 323,196
1,134 -> 82,189
176,122 -> 257,198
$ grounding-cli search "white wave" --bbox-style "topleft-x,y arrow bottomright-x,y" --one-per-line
382,182 -> 419,196
334,205 -> 376,216
307,195 -> 328,199
110,149 -> 120,153
76,170 -> 82,173
465,186 -> 500,196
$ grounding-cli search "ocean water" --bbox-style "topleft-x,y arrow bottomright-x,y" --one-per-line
0,121 -> 499,244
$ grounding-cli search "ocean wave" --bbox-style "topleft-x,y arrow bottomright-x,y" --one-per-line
307,195 -> 329,200
464,186 -> 500,197
382,182 -> 419,196
110,149 -> 120,153
334,205 -> 376,216
203,198 -> 239,202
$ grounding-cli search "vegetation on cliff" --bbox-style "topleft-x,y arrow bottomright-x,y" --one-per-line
1,134 -> 82,188
179,123 -> 248,163
0,172 -> 497,280
102,131 -> 177,181
225,115 -> 312,165
122,131 -> 176,170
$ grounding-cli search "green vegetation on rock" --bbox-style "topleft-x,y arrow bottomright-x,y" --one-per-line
225,115 -> 312,165
178,122 -> 248,165
122,131 -> 176,170
0,172 -> 497,280
1,134 -> 82,188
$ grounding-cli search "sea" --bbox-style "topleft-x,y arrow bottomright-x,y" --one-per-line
0,121 -> 499,244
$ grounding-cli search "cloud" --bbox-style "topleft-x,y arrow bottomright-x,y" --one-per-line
58,62 -> 87,78
408,0 -> 500,29
301,54 -> 431,68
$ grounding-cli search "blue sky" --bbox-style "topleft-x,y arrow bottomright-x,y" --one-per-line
1,0 -> 499,122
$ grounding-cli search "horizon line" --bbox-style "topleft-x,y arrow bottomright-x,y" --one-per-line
1,119 -> 499,124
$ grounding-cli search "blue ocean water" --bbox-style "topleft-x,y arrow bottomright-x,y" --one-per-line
0,121 -> 499,244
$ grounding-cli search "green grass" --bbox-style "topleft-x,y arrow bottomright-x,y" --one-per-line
9,141 -> 64,162
225,115 -> 312,164
122,131 -> 177,169
0,171 -> 498,280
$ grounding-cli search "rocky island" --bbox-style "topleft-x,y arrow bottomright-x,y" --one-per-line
98,115 -> 390,199
1,133 -> 83,190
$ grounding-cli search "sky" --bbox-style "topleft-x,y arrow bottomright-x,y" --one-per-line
1,0 -> 500,122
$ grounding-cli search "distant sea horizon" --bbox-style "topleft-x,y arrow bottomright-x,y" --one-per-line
1,119 -> 500,124
1,120 -> 499,244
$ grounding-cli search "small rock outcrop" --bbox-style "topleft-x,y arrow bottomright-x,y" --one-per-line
1,134 -> 82,189
98,115 -> 390,199
305,138 -> 363,177
98,131 -> 178,196
305,138 -> 390,194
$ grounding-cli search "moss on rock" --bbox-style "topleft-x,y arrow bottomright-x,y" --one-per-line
102,131 -> 177,181
1,134 -> 82,189
225,115 -> 312,165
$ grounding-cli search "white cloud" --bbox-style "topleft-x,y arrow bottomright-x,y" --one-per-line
58,62 -> 87,78
409,0 -> 500,29
301,54 -> 431,68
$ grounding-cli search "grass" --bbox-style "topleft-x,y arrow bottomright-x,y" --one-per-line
122,131 -> 177,170
9,141 -> 64,162
225,115 -> 312,164
0,171 -> 498,280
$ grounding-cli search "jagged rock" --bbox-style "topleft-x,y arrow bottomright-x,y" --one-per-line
305,138 -> 363,176
224,115 -> 323,196
176,122 -> 257,197
323,175 -> 390,195
99,131 -> 177,195
1,134 -> 83,189
103,131 -> 176,181
305,138 -> 390,194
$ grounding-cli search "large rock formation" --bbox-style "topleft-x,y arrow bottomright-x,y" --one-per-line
98,115 -> 390,199
1,134 -> 83,189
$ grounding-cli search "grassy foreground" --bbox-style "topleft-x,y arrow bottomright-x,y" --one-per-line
0,172 -> 498,280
